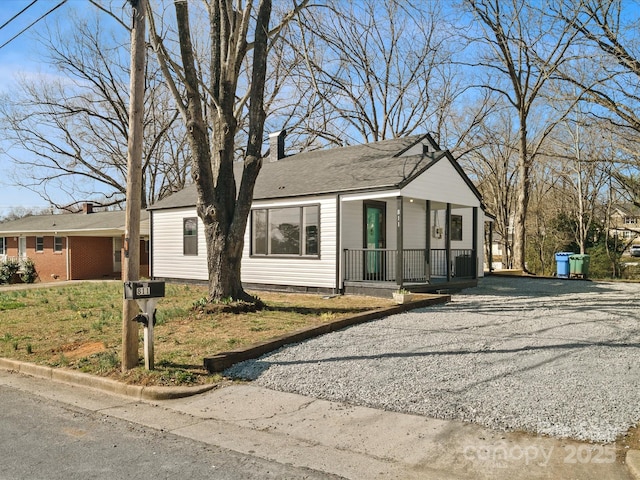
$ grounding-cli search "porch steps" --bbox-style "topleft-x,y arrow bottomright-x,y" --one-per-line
343,279 -> 477,297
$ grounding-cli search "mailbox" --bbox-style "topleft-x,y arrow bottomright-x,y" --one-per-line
123,280 -> 165,371
124,281 -> 165,300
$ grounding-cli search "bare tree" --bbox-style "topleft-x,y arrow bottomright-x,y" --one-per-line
0,5 -> 188,210
0,206 -> 53,223
464,0 -> 582,271
148,0 -> 308,302
555,0 -> 640,206
286,0 -> 465,147
460,107 -> 519,268
526,158 -> 565,274
547,115 -> 609,254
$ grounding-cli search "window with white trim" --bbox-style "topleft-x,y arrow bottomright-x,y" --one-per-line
251,205 -> 319,257
54,236 -> 63,253
183,217 -> 198,255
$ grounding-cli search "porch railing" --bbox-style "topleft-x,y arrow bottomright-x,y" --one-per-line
343,248 -> 476,283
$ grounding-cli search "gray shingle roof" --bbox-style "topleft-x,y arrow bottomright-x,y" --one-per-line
0,209 -> 149,236
613,203 -> 640,217
150,135 -> 456,210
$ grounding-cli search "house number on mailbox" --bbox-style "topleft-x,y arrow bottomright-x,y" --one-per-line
137,286 -> 150,296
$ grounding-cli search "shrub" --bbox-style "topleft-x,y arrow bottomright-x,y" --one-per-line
20,258 -> 38,284
0,258 -> 20,284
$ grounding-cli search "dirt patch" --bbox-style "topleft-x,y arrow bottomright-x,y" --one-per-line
55,341 -> 107,360
0,281 -> 393,385
619,424 -> 640,450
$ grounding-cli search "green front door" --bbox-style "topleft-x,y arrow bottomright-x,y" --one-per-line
364,202 -> 386,279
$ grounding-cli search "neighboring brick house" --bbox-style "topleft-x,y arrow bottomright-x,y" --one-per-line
0,203 -> 149,282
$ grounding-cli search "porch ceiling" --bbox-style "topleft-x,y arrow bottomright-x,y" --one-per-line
340,195 -> 476,210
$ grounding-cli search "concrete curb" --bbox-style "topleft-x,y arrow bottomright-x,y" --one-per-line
204,293 -> 451,373
0,358 -> 216,400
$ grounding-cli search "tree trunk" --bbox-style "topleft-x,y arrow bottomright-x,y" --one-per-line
512,121 -> 530,272
203,220 -> 248,300
171,0 -> 273,304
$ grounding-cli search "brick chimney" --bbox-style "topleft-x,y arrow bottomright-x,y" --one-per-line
268,129 -> 287,162
82,202 -> 94,214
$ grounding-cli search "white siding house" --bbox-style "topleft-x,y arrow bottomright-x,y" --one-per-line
149,133 -> 488,296
150,207 -> 209,281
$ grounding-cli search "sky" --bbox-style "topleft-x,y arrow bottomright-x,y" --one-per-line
0,0 -> 85,216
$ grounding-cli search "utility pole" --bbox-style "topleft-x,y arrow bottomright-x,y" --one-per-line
122,0 -> 147,371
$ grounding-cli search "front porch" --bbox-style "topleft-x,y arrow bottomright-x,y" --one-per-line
339,194 -> 482,298
343,248 -> 478,296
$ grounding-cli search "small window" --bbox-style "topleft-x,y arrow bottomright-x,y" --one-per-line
54,236 -> 63,253
0,237 -> 4,255
251,205 -> 320,257
451,215 -> 463,241
36,236 -> 44,252
252,210 -> 268,255
183,217 -> 198,255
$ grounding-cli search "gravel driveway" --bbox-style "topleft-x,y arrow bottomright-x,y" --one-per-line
226,276 -> 640,442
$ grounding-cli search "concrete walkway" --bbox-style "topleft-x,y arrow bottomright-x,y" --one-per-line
0,364 -> 634,480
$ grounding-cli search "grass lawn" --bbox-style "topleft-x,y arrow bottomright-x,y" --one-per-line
0,281 -> 393,386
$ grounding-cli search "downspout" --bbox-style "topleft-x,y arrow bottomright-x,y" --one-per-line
66,236 -> 70,280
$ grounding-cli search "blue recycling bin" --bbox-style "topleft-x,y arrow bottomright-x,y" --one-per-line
555,252 -> 573,278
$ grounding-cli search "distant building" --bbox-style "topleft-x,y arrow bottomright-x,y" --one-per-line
609,204 -> 640,242
0,203 -> 149,282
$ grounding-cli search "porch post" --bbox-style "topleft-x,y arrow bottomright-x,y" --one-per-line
473,207 -> 479,278
425,200 -> 431,282
446,203 -> 452,282
396,196 -> 403,287
336,195 -> 342,292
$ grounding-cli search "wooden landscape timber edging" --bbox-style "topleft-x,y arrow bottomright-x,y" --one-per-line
204,294 -> 450,373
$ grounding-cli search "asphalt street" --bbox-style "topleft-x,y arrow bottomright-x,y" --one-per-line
0,383 -> 342,480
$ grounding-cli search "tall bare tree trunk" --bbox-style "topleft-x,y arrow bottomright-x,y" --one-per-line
513,121 -> 530,271
466,0 -> 580,274
168,0 -> 276,303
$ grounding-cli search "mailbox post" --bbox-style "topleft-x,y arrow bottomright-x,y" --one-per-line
123,281 -> 165,370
